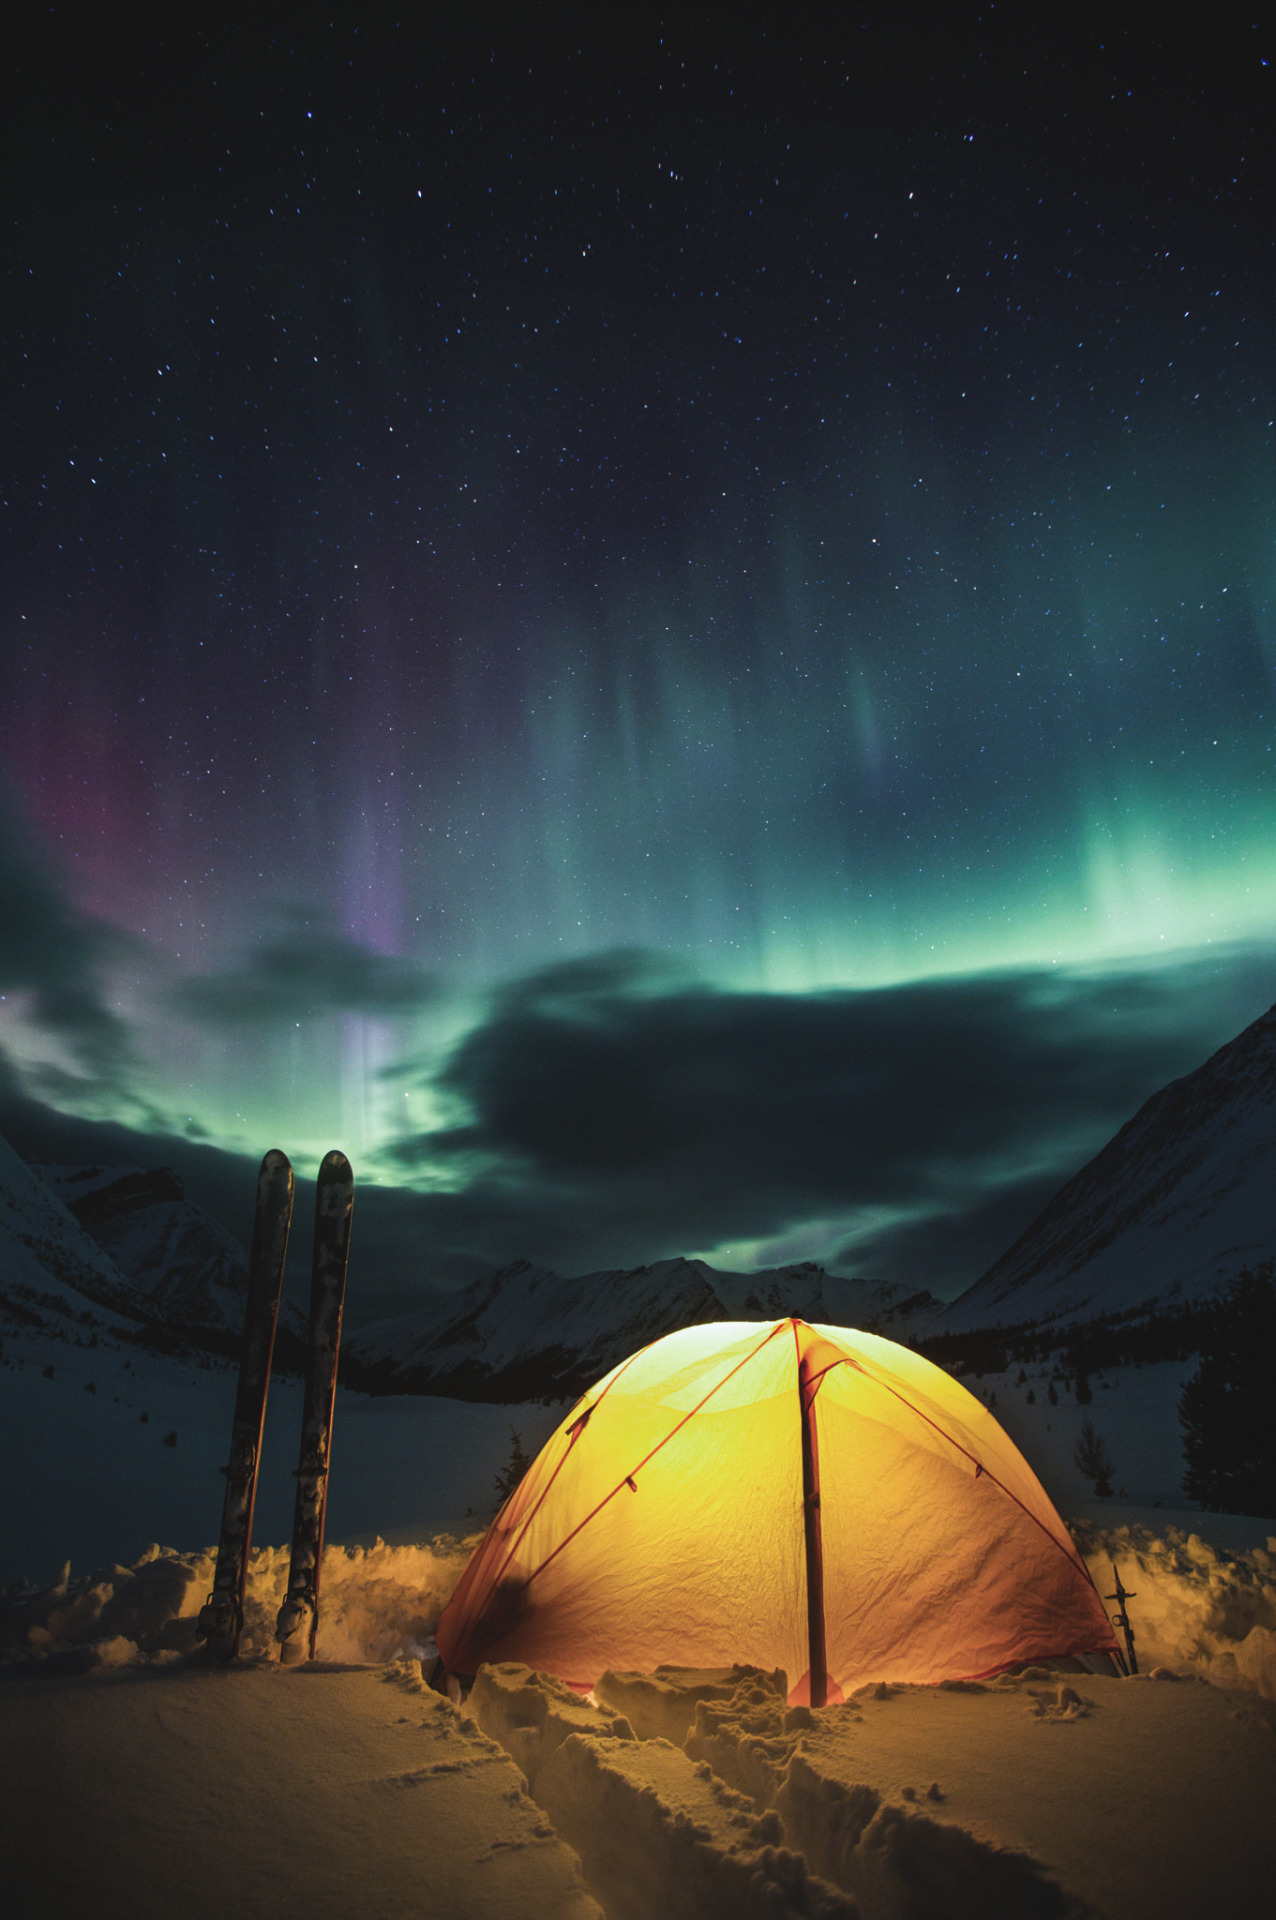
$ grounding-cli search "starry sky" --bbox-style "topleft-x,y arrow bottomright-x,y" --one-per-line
1,9 -> 1272,1313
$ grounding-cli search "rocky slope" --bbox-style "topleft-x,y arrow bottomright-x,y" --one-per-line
36,1160 -> 258,1338
0,1134 -> 307,1362
937,1001 -> 1276,1335
0,1133 -> 162,1343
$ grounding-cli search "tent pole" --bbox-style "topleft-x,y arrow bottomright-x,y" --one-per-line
798,1350 -> 828,1708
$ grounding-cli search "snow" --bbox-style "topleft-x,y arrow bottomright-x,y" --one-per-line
471,1662 -> 856,1918
1,1660 -> 603,1919
941,1356 -> 1200,1510
0,1321 -> 561,1583
4,1313 -> 1272,1920
5,1137 -> 1275,1915
2,1536 -> 477,1670
1073,1521 -> 1276,1701
0,1133 -> 155,1330
8,1509 -> 1271,1710
938,1002 -> 1276,1333
767,1672 -> 1275,1920
475,1659 -> 1276,1920
35,1156 -> 281,1339
4,1596 -> 1273,1918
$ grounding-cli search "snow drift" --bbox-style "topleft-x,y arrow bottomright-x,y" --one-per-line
1,1534 -> 475,1672
4,1519 -> 1273,1703
1074,1519 -> 1276,1701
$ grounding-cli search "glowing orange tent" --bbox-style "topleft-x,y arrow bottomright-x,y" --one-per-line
436,1319 -> 1119,1702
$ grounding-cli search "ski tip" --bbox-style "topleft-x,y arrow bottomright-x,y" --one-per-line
317,1149 -> 353,1184
260,1148 -> 293,1178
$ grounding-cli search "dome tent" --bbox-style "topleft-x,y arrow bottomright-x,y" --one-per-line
436,1319 -> 1119,1703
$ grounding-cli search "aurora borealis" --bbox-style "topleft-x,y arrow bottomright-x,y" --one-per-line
1,11 -> 1271,1310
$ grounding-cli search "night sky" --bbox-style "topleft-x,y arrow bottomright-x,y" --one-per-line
2,9 -> 1272,1312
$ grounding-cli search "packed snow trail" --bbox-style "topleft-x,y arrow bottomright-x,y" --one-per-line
477,1658 -> 1276,1920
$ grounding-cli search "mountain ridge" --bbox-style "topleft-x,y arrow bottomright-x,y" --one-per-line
34,1158 -> 306,1346
0,1137 -> 308,1365
6,995 -> 1273,1394
345,1255 -> 938,1402
936,1000 -> 1276,1335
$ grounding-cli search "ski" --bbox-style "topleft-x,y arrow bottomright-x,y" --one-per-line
275,1150 -> 354,1664
196,1149 -> 295,1660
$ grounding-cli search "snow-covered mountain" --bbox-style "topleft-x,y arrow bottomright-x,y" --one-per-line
0,1133 -> 160,1344
33,1158 -> 304,1343
345,1256 -> 938,1402
18,994 -> 1274,1394
936,1001 -> 1276,1336
0,1134 -> 310,1363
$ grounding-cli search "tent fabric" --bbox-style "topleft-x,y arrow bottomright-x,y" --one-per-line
436,1318 -> 1118,1698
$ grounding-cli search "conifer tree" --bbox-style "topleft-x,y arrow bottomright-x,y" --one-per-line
1180,1266 -> 1276,1516
1073,1420 -> 1114,1499
494,1425 -> 535,1507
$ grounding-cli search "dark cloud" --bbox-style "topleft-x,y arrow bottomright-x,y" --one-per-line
0,788 -> 138,1094
173,910 -> 443,1026
381,949 -> 1274,1292
420,955 -> 1217,1194
4,895 -> 1272,1311
831,1173 -> 1072,1294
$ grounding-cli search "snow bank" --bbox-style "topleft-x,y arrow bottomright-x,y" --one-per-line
0,1533 -> 477,1671
9,1515 -> 1275,1713
231,1534 -> 479,1663
1076,1519 -> 1276,1700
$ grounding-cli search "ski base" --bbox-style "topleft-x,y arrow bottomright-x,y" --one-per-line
275,1591 -> 314,1665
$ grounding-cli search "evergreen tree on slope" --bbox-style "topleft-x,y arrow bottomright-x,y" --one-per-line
1179,1265 -> 1276,1517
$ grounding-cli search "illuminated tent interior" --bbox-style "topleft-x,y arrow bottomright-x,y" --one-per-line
436,1319 -> 1120,1703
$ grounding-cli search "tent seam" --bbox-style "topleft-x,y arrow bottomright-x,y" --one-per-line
486,1341 -> 656,1595
509,1318 -> 791,1602
841,1361 -> 1107,1605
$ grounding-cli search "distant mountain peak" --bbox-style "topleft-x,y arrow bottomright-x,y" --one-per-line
937,1000 -> 1276,1335
1,1137 -> 312,1363
345,1255 -> 938,1403
0,1134 -> 158,1340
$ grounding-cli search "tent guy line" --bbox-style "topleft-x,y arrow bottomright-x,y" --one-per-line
496,1318 -> 789,1609
496,1316 -> 1101,1674
836,1347 -> 1100,1594
437,1319 -> 1122,1704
